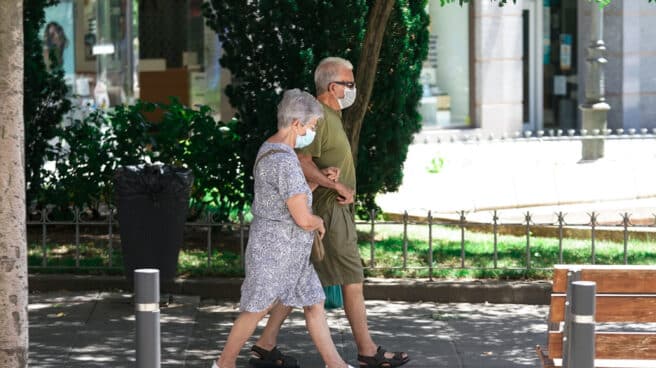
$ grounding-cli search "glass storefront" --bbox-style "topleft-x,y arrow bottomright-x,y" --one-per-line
43,0 -> 222,117
42,0 -> 136,109
420,2 -> 471,129
543,0 -> 578,130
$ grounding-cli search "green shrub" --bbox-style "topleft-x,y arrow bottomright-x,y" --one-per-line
42,100 -> 243,221
152,100 -> 244,220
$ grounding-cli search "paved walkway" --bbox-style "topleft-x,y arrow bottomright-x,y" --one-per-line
29,291 -> 549,368
377,137 -> 656,224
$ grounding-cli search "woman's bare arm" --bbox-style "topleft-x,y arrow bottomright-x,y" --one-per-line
286,194 -> 325,238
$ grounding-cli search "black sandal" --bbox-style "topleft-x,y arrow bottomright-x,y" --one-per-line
357,346 -> 410,368
248,345 -> 300,368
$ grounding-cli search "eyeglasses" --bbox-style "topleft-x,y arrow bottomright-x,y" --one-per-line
331,81 -> 355,89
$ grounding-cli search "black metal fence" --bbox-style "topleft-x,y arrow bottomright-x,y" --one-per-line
27,207 -> 656,279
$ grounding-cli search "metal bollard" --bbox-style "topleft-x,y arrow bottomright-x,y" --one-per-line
567,281 -> 596,368
135,269 -> 161,368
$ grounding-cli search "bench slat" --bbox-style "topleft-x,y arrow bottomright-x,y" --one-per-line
549,294 -> 656,323
552,358 -> 656,368
553,266 -> 656,293
548,332 -> 656,359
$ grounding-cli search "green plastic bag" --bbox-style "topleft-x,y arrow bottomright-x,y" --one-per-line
323,285 -> 343,309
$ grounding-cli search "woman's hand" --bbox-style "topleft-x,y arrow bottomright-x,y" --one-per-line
316,218 -> 326,239
287,195 -> 325,234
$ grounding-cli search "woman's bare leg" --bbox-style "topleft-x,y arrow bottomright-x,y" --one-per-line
304,303 -> 349,368
214,306 -> 271,368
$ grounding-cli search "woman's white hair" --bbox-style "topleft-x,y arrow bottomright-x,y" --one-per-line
314,57 -> 353,94
277,89 -> 324,129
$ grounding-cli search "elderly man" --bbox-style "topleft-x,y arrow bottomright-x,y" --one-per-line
249,57 -> 409,368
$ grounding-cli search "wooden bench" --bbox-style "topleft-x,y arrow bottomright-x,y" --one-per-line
536,265 -> 656,368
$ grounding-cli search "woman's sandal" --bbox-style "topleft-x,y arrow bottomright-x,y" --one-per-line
248,345 -> 301,368
357,346 -> 410,368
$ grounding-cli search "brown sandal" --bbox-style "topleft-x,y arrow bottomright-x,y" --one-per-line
357,346 -> 410,368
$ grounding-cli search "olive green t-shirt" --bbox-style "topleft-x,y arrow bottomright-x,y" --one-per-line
298,103 -> 356,211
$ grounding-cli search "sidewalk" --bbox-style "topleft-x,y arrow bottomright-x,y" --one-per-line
377,137 -> 656,223
29,291 -> 549,368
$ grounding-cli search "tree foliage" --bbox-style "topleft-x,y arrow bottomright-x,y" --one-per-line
202,0 -> 368,203
202,0 -> 428,214
23,0 -> 72,207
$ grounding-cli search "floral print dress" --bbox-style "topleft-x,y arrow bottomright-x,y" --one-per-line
239,142 -> 325,312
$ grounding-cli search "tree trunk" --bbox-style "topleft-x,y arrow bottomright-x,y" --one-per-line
343,0 -> 395,164
0,1 -> 29,367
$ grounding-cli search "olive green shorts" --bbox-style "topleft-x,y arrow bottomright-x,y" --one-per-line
312,203 -> 364,287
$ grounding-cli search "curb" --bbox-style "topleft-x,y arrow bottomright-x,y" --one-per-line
28,274 -> 551,305
363,278 -> 551,305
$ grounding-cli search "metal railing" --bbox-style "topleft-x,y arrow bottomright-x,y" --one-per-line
417,128 -> 656,145
27,207 -> 249,271
27,207 -> 656,278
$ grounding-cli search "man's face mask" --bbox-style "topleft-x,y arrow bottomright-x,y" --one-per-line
338,86 -> 357,109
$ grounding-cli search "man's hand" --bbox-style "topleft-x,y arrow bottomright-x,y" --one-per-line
321,167 -> 340,182
334,182 -> 355,205
297,153 -> 351,202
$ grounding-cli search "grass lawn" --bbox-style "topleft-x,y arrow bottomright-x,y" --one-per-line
27,223 -> 656,280
356,224 -> 656,279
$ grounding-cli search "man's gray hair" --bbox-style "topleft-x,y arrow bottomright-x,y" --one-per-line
314,57 -> 353,94
277,89 -> 324,129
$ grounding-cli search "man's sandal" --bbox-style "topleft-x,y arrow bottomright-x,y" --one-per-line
248,345 -> 300,368
357,346 -> 410,368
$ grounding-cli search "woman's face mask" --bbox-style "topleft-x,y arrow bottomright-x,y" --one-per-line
295,126 -> 316,149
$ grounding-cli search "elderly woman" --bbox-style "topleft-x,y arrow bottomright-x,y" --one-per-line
211,89 -> 353,368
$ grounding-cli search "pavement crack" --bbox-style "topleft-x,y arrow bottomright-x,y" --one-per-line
181,302 -> 201,368
449,339 -> 464,368
83,291 -> 101,325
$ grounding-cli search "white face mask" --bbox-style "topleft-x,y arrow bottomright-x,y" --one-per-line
338,87 -> 357,109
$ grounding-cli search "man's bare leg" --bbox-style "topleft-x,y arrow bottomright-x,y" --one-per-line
342,282 -> 377,356
342,282 -> 407,361
254,302 -> 293,350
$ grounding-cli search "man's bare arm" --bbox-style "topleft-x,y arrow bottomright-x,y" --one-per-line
298,153 -> 338,189
298,153 -> 354,204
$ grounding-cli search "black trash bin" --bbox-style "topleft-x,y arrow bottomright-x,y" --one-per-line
114,164 -> 193,281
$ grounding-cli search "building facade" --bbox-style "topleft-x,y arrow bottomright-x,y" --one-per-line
421,0 -> 656,136
45,1 -> 654,130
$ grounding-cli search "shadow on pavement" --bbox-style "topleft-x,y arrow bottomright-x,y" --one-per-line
29,292 -> 548,368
